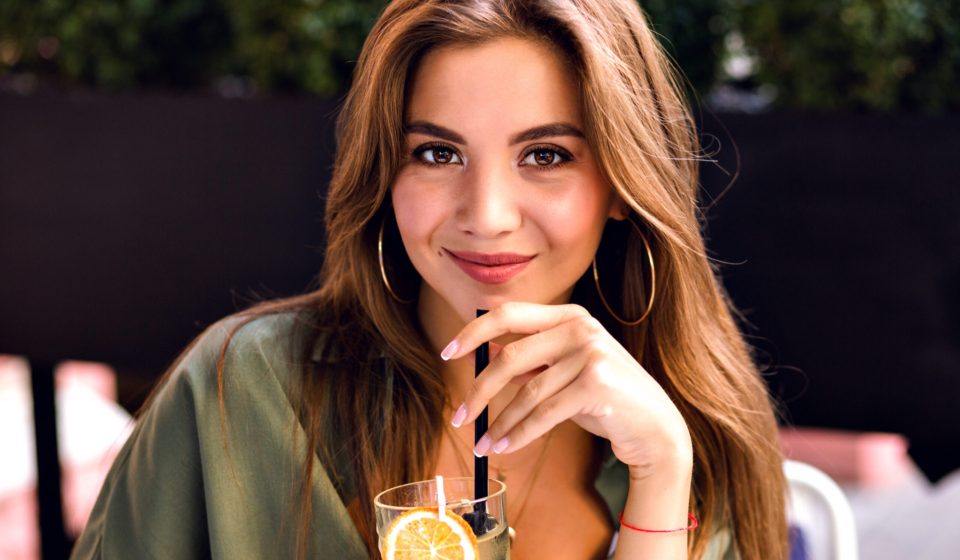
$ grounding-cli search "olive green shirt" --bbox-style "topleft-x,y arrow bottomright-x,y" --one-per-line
71,313 -> 736,559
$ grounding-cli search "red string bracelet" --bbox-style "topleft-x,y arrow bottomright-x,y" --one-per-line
618,511 -> 698,533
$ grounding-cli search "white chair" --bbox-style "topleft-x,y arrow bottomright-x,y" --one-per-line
784,460 -> 859,560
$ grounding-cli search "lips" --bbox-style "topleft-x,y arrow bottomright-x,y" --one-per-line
444,249 -> 535,284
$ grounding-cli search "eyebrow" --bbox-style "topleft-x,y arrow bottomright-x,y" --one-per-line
404,120 -> 586,146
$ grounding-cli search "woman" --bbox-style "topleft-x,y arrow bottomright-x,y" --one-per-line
72,0 -> 787,559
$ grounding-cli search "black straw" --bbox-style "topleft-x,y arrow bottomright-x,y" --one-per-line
469,308 -> 490,534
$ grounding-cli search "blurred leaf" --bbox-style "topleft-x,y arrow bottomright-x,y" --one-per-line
0,0 -> 728,97
737,0 -> 960,111
4,0 -> 955,110
642,0 -> 729,97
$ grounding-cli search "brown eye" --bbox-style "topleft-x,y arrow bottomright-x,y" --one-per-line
533,149 -> 556,165
420,146 -> 461,165
521,147 -> 569,168
435,149 -> 453,163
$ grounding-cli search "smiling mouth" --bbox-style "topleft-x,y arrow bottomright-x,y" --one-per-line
443,249 -> 535,284
445,249 -> 534,265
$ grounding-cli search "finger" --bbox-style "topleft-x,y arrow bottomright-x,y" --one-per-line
480,381 -> 586,456
440,302 -> 589,361
465,341 -> 503,368
469,362 -> 545,384
481,351 -> 588,455
510,367 -> 545,386
459,322 -> 584,426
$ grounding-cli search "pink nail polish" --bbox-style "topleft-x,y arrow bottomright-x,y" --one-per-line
441,339 -> 459,361
473,434 -> 491,457
451,404 -> 467,427
493,437 -> 510,454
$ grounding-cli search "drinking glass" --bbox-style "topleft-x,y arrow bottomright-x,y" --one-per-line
374,477 -> 509,560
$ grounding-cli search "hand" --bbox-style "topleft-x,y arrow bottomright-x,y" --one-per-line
443,302 -> 692,478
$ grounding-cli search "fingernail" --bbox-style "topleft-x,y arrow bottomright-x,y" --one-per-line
451,404 -> 467,427
441,339 -> 459,361
493,437 -> 510,454
473,434 -> 492,457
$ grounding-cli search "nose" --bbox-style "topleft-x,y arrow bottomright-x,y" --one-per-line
456,162 -> 522,239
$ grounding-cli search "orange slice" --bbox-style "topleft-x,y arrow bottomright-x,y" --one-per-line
382,507 -> 479,560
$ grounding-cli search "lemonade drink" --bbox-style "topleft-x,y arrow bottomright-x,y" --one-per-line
476,520 -> 509,560
375,477 -> 509,560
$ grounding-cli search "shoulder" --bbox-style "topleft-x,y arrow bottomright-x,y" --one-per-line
184,310 -> 320,378
72,309 -> 368,559
161,309 -> 326,411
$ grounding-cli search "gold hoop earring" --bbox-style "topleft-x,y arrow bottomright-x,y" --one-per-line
378,208 -> 415,304
592,218 -> 656,326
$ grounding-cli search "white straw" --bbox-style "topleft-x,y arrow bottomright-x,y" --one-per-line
436,475 -> 446,521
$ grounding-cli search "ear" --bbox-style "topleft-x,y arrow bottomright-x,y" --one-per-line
608,192 -> 632,221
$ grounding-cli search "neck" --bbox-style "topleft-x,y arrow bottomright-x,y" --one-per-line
416,284 -> 477,408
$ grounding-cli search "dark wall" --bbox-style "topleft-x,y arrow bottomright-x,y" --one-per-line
1,92 -> 958,480
1,91 -> 337,374
698,112 -> 960,481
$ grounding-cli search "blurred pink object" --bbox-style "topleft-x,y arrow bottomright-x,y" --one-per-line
780,426 -> 914,488
56,360 -> 117,402
0,487 -> 38,560
0,357 -> 133,560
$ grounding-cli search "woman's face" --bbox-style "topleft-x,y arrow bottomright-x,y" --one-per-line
392,38 -> 625,325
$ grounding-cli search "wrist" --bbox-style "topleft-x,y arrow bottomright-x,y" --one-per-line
627,427 -> 693,483
628,452 -> 692,485
620,452 -> 693,541
614,417 -> 693,558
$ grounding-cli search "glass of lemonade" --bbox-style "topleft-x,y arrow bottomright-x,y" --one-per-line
374,477 -> 509,560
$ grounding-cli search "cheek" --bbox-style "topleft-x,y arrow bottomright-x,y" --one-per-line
535,179 -> 610,260
391,175 -> 445,259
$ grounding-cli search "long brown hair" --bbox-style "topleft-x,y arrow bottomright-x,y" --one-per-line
143,1 -> 787,558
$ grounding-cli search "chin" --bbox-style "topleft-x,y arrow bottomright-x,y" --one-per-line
443,283 -> 559,319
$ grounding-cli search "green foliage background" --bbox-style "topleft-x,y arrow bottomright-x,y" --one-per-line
0,0 -> 726,97
1,0 -> 958,110
0,0 -> 390,94
737,0 -> 960,111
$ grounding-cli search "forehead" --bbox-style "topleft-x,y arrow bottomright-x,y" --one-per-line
404,38 -> 582,136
